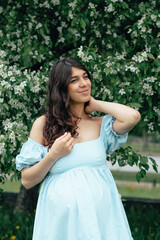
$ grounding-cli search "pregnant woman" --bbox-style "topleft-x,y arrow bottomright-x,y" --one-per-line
16,58 -> 140,240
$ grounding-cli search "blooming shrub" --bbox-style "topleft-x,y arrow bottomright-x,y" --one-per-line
0,0 -> 159,183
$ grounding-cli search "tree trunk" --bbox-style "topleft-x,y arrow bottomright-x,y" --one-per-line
14,183 -> 40,214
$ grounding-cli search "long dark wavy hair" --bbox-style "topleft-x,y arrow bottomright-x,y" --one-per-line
43,58 -> 91,147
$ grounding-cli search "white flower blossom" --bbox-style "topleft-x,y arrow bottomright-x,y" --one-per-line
9,131 -> 15,142
68,11 -> 73,19
0,6 -> 3,14
141,83 -> 154,96
144,117 -> 148,122
95,31 -> 101,38
119,89 -> 126,95
36,23 -> 42,29
31,85 -> 41,93
44,36 -> 50,45
69,0 -> 77,10
0,50 -> 7,58
58,37 -> 65,43
1,80 -> 12,89
133,31 -> 137,37
57,26 -> 62,33
156,21 -> 160,28
106,29 -> 111,35
148,122 -> 154,131
0,30 -> 3,37
151,14 -> 157,21
143,76 -> 157,83
115,51 -> 127,60
89,3 -> 96,9
107,44 -> 112,49
0,142 -> 5,154
153,107 -> 160,117
51,0 -> 60,5
106,4 -> 114,13
125,65 -> 139,73
132,51 -> 148,63
77,46 -> 84,58
14,85 -> 23,95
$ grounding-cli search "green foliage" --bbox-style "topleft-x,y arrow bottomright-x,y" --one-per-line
127,204 -> 160,240
0,0 -> 159,184
0,205 -> 34,240
107,146 -> 158,182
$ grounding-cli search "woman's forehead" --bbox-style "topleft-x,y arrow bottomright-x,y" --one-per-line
71,67 -> 86,76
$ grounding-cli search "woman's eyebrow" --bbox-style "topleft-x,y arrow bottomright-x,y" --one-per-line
70,72 -> 87,79
70,75 -> 78,79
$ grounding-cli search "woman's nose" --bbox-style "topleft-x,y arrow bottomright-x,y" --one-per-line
79,77 -> 87,86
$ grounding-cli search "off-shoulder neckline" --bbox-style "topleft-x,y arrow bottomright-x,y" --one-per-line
28,115 -> 107,148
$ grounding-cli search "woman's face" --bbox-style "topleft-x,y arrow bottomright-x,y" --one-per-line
68,67 -> 91,104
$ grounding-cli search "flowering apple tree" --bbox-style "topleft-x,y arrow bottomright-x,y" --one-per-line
0,0 -> 159,187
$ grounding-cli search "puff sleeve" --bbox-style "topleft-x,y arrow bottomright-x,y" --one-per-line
16,138 -> 48,171
101,114 -> 128,154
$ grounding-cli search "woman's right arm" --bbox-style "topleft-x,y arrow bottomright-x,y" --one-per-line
21,116 -> 74,189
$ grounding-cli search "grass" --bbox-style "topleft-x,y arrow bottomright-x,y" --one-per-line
0,180 -> 21,193
117,184 -> 160,199
0,205 -> 34,240
126,204 -> 160,240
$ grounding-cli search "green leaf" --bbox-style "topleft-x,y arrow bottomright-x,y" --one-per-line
148,110 -> 153,119
144,164 -> 149,170
102,92 -> 107,101
122,2 -> 128,9
147,53 -> 155,60
3,103 -> 9,111
131,102 -> 142,108
71,18 -> 77,27
127,157 -> 134,166
141,169 -> 146,175
140,156 -> 148,165
80,19 -> 86,29
139,5 -> 146,13
118,159 -> 125,167
149,157 -> 156,165
157,32 -> 160,37
136,172 -> 141,182
148,98 -> 152,107
40,28 -> 45,37
153,165 -> 158,173
89,40 -> 94,48
105,68 -> 110,76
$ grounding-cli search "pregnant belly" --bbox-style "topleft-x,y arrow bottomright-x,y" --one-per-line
42,165 -> 113,212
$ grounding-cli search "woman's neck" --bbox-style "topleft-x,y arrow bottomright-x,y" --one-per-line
70,103 -> 88,119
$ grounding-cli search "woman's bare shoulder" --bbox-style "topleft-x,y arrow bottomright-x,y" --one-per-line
29,115 -> 46,145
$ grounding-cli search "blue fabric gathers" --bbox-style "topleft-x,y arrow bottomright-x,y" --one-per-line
16,114 -> 133,240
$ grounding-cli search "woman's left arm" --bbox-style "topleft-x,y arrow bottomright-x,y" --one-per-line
85,97 -> 141,135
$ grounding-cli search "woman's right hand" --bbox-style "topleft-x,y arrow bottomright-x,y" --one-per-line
48,132 -> 74,161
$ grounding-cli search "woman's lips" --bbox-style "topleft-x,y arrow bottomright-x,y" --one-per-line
80,89 -> 89,93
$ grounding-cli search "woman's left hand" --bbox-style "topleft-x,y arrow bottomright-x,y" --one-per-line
85,96 -> 98,113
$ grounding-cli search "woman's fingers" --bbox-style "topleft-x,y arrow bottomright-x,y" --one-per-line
49,132 -> 74,159
57,132 -> 68,140
66,137 -> 74,148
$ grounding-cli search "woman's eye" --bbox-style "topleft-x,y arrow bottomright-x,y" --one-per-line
70,79 -> 76,83
84,75 -> 89,79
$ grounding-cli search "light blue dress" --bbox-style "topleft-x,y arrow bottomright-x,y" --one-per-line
16,114 -> 133,240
